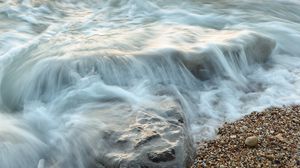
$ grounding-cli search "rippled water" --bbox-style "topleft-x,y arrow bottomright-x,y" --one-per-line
1,0 -> 300,167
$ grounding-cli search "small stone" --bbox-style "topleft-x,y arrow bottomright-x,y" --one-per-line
265,154 -> 275,160
245,136 -> 258,147
230,135 -> 237,139
274,160 -> 280,164
275,134 -> 285,142
240,126 -> 248,132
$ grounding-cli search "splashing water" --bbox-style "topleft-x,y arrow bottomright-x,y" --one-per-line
1,0 -> 300,167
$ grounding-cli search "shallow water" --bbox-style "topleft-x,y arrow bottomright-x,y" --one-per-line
1,0 -> 300,167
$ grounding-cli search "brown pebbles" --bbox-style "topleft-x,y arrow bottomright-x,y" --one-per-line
193,105 -> 300,168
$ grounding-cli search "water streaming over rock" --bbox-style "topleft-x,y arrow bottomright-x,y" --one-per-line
1,0 -> 300,167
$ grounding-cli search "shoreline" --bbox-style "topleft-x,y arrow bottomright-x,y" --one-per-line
192,105 -> 300,168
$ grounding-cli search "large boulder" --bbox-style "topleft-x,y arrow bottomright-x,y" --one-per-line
94,102 -> 194,168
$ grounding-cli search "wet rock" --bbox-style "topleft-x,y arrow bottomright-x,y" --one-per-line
245,136 -> 258,147
178,118 -> 184,123
134,132 -> 160,149
95,101 -> 194,168
147,149 -> 176,163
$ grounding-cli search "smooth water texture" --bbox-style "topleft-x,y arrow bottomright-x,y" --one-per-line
1,0 -> 300,167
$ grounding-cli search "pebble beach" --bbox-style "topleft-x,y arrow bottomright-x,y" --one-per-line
193,105 -> 300,168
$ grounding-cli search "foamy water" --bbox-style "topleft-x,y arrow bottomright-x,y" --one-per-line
1,0 -> 300,167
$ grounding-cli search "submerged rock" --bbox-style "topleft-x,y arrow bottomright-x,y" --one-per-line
181,31 -> 276,81
147,148 -> 176,163
95,100 -> 194,168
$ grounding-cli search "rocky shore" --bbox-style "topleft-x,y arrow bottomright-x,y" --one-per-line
193,105 -> 300,168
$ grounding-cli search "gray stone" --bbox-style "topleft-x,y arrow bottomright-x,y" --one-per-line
147,148 -> 176,163
245,136 -> 258,147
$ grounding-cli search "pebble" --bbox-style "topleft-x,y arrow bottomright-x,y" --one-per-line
275,133 -> 285,142
245,136 -> 258,147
